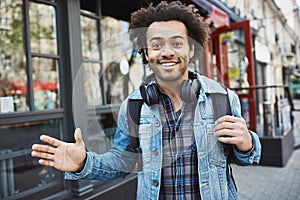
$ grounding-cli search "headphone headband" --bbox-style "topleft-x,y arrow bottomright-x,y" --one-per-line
140,71 -> 201,106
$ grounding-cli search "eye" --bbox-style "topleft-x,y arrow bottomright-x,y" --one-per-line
151,43 -> 162,50
173,41 -> 183,48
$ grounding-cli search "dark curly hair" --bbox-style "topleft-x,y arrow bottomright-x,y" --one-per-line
129,1 -> 209,64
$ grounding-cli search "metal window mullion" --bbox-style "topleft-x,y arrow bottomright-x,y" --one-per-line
31,52 -> 60,59
82,59 -> 102,63
23,0 -> 35,111
29,0 -> 56,7
96,1 -> 106,105
80,10 -> 101,20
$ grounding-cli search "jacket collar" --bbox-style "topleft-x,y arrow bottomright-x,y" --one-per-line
128,71 -> 227,100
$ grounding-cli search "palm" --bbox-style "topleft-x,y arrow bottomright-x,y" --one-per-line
53,141 -> 86,172
32,128 -> 87,172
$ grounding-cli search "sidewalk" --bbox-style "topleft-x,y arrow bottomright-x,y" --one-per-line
233,100 -> 300,200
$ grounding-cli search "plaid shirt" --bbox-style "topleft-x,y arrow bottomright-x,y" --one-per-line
158,92 -> 201,200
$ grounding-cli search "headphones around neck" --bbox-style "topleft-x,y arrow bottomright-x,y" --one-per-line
139,72 -> 201,106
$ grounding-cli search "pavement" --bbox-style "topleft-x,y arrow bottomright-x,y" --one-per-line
232,100 -> 300,200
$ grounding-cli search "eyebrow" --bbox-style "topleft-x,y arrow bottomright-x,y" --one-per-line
149,35 -> 185,42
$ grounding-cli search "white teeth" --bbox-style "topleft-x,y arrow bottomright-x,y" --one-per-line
161,63 -> 176,67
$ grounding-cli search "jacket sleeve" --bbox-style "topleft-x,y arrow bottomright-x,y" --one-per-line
65,98 -> 138,180
227,89 -> 262,165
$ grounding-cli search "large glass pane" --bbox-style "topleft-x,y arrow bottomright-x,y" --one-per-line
29,2 -> 57,55
0,0 -> 28,113
81,14 -> 99,59
32,57 -> 60,110
224,30 -> 247,89
83,62 -> 102,106
86,112 -> 117,153
101,16 -> 146,104
0,119 -> 64,199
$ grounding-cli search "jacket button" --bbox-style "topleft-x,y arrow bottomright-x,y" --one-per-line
153,149 -> 158,155
155,122 -> 160,127
153,180 -> 159,187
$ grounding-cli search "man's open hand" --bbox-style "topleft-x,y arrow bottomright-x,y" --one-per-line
31,128 -> 87,172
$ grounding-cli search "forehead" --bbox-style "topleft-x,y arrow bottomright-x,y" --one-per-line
146,20 -> 188,40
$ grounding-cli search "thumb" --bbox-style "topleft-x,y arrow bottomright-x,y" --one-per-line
74,128 -> 85,146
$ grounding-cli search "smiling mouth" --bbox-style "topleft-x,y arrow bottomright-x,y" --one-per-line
159,61 -> 179,67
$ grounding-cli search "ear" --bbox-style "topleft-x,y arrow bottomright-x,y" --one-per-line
143,48 -> 149,62
189,44 -> 195,58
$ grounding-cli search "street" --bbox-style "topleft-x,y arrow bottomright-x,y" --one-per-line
233,99 -> 300,200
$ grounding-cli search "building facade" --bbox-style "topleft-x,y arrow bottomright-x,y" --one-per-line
221,0 -> 299,135
0,0 -> 299,199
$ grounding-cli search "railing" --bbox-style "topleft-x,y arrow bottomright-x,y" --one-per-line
0,149 -> 15,199
230,84 -> 298,111
231,85 -> 299,137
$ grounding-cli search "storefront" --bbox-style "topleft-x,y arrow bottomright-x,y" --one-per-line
0,0 -> 259,199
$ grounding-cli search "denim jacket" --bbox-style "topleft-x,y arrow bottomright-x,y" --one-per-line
65,75 -> 261,200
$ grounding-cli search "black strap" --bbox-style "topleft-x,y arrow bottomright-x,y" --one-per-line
126,99 -> 143,171
210,87 -> 232,121
209,86 -> 237,190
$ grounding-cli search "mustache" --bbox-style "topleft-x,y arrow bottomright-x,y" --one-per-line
156,58 -> 181,64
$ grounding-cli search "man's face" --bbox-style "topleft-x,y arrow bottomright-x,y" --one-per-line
145,20 -> 194,84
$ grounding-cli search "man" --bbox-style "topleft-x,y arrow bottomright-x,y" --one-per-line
32,1 -> 261,199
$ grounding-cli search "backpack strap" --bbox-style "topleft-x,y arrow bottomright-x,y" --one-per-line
126,99 -> 143,171
209,84 -> 233,158
210,88 -> 232,120
209,84 -> 237,190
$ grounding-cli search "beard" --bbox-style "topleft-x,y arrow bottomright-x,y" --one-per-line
149,57 -> 189,83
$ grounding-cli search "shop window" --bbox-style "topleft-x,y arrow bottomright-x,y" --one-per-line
0,119 -> 64,199
31,57 -> 60,110
101,16 -> 146,104
83,62 -> 102,106
0,0 -> 28,113
28,1 -> 60,111
81,11 -> 99,60
80,11 -> 103,107
29,2 -> 57,55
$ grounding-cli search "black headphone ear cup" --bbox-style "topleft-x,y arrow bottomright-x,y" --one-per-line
147,84 -> 160,105
140,83 -> 160,106
180,79 -> 200,102
140,85 -> 150,105
191,79 -> 201,99
180,80 -> 191,102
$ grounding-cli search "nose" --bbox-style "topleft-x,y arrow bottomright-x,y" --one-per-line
161,45 -> 175,58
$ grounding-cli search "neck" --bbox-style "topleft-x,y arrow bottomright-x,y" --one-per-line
157,79 -> 186,112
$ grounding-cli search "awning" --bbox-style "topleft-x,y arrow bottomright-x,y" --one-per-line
191,0 -> 229,27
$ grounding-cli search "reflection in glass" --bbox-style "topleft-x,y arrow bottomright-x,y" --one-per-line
83,62 -> 102,106
81,14 -> 99,59
0,0 -> 28,113
225,30 -> 247,88
31,57 -> 60,110
101,16 -> 147,104
29,2 -> 57,55
87,112 -> 117,153
0,119 -> 63,199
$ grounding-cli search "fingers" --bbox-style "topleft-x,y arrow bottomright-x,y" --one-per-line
214,129 -> 243,139
40,135 -> 63,147
214,116 -> 245,132
31,144 -> 55,167
74,128 -> 84,146
32,144 -> 56,154
31,150 -> 54,161
38,159 -> 55,167
217,136 -> 237,144
214,115 -> 247,142
215,115 -> 244,124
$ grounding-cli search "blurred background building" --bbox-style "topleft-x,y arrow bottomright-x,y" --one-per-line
0,0 -> 299,199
